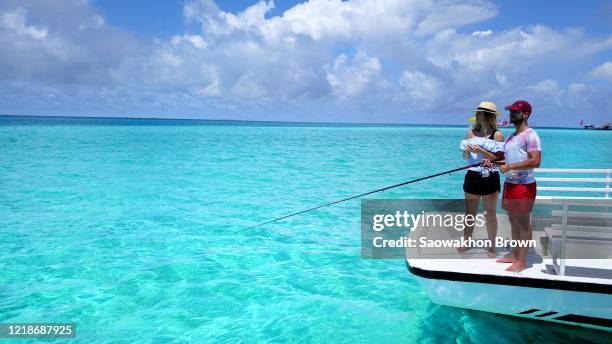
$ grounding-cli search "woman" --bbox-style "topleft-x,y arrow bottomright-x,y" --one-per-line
458,101 -> 504,257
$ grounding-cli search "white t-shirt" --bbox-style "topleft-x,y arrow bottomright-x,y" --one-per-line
503,128 -> 541,184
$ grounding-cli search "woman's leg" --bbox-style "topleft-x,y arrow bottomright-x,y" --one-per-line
483,191 -> 499,257
458,192 -> 480,252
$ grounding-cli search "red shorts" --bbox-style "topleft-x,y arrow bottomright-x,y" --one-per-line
502,182 -> 537,213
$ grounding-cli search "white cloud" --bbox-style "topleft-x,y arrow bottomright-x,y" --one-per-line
472,30 -> 492,37
426,25 -> 612,72
0,0 -> 141,84
528,79 -> 559,94
589,61 -> 612,81
399,70 -> 442,102
185,0 -> 497,43
527,79 -> 562,105
325,53 -> 384,99
495,72 -> 508,87
415,1 -> 497,35
171,34 -> 207,49
0,8 -> 47,39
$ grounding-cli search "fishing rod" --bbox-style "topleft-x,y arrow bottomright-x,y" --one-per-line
240,159 -> 502,232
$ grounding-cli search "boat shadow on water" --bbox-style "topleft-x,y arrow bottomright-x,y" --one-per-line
414,302 -> 612,343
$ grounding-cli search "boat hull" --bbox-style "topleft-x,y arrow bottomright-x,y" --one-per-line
408,263 -> 612,332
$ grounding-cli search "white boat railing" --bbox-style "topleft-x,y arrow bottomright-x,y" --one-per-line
535,168 -> 611,199
535,168 -> 612,276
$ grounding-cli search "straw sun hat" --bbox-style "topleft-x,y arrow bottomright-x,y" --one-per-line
473,101 -> 500,116
468,101 -> 500,124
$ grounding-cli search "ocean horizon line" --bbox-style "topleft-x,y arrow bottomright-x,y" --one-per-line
0,114 -> 586,130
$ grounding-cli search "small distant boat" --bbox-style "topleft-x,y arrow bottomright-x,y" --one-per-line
581,120 -> 610,130
497,120 -> 512,128
584,124 -> 610,130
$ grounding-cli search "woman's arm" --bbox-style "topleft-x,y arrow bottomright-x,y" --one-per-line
475,147 -> 498,159
462,128 -> 474,160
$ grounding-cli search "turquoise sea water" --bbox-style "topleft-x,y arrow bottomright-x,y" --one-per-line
1,116 -> 611,343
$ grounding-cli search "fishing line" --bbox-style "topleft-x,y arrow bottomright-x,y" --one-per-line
240,159 -> 501,232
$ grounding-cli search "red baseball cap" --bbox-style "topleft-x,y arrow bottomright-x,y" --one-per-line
505,100 -> 532,114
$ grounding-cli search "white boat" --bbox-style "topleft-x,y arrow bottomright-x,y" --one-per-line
406,168 -> 612,332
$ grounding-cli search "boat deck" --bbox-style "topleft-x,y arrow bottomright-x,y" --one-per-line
406,212 -> 612,286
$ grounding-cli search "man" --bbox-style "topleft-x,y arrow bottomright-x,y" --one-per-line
483,100 -> 541,272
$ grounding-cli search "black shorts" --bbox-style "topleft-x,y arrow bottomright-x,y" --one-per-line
463,170 -> 500,195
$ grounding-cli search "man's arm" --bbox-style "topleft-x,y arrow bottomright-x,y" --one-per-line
480,152 -> 506,167
504,131 -> 543,171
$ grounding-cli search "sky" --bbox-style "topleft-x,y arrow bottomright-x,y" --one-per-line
0,0 -> 610,126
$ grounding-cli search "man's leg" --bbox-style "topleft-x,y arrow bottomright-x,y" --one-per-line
497,213 -> 518,263
506,212 -> 531,271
